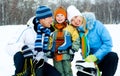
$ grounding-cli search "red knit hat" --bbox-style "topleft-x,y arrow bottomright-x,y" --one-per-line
54,6 -> 67,19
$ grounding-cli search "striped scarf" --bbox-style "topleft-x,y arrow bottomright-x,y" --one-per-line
78,25 -> 90,59
34,19 -> 51,52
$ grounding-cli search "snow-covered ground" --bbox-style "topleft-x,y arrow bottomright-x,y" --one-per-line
0,24 -> 120,76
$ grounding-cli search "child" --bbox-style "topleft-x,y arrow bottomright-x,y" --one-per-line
48,6 -> 80,76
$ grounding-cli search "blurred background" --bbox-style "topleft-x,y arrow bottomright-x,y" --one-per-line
0,0 -> 120,25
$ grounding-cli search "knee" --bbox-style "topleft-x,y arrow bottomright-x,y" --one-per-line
107,52 -> 119,62
14,51 -> 24,62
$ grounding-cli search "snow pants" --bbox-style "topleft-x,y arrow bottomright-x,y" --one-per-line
53,60 -> 73,76
13,51 -> 61,76
98,52 -> 118,76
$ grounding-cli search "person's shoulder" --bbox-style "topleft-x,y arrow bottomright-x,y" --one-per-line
95,20 -> 104,27
27,16 -> 36,27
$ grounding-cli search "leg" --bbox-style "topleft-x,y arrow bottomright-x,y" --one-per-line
13,51 -> 24,75
53,60 -> 64,76
43,62 -> 61,76
63,60 -> 73,76
98,52 -> 119,76
35,67 -> 43,76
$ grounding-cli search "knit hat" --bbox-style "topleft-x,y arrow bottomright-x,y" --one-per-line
36,6 -> 53,20
54,6 -> 67,19
67,5 -> 82,22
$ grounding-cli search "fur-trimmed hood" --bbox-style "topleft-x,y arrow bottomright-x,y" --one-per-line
82,12 -> 96,30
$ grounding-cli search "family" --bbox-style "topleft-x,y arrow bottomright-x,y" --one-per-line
11,5 -> 118,76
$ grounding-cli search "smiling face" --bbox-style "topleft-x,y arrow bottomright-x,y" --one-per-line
71,16 -> 83,27
40,16 -> 53,28
55,14 -> 66,23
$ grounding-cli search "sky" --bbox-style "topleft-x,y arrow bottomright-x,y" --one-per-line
0,24 -> 120,76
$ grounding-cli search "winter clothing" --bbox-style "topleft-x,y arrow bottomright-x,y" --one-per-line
82,12 -> 113,61
14,52 -> 25,75
82,12 -> 118,76
54,6 -> 67,18
34,19 -> 51,53
49,25 -> 80,60
12,5 -> 62,75
67,5 -> 82,22
53,60 -> 73,76
79,28 -> 90,59
36,6 -> 52,20
13,16 -> 61,76
85,55 -> 97,62
98,52 -> 118,76
48,6 -> 80,76
22,45 -> 33,58
67,5 -> 118,76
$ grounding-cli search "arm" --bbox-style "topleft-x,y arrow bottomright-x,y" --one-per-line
94,21 -> 113,60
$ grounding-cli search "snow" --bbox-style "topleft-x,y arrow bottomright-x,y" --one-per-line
0,24 -> 120,76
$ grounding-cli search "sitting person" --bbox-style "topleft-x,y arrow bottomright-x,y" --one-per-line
9,5 -> 61,76
67,5 -> 119,76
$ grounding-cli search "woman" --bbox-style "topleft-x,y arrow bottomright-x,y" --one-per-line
67,5 -> 119,76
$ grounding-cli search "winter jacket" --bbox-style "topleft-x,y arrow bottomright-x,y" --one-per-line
49,24 -> 80,61
8,16 -> 48,61
82,12 -> 113,61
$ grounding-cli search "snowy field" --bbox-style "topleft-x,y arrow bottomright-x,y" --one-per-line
0,24 -> 120,76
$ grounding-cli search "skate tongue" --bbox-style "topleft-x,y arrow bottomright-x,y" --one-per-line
76,60 -> 95,68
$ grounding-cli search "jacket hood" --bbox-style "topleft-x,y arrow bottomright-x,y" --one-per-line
27,16 -> 36,28
27,16 -> 38,32
82,12 -> 96,30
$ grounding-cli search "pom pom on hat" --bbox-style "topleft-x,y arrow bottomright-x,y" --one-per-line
67,5 -> 82,22
36,6 -> 53,20
54,6 -> 67,19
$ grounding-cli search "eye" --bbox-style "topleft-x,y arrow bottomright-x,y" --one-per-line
75,16 -> 78,18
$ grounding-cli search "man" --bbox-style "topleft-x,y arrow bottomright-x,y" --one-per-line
13,6 -> 61,76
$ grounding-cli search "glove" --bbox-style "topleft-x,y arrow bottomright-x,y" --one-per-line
33,58 -> 44,69
33,52 -> 45,69
34,51 -> 44,61
22,45 -> 33,58
85,55 -> 97,62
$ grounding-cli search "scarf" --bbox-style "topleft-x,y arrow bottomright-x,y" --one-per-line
54,21 -> 67,30
78,26 -> 90,59
34,19 -> 51,53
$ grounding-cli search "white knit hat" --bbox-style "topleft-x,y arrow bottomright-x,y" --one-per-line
67,5 -> 82,22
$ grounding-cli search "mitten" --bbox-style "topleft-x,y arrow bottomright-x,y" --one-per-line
85,55 -> 97,62
22,45 -> 33,58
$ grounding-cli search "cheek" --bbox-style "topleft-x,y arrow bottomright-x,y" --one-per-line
71,22 -> 77,27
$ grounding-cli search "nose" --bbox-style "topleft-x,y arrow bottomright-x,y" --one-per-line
49,17 -> 53,24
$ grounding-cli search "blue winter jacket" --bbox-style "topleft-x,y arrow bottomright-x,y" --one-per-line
82,12 -> 113,61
